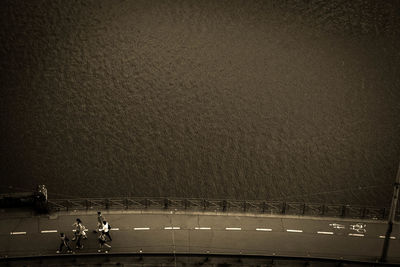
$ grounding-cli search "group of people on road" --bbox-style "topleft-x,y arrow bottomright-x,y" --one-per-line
57,211 -> 112,254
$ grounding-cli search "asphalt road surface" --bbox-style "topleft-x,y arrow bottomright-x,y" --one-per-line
0,210 -> 399,264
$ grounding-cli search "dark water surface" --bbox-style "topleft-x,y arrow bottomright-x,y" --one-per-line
1,0 -> 400,206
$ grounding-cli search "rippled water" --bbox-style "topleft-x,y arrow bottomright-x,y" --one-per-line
1,0 -> 399,206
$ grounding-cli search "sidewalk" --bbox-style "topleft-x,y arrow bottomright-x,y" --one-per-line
0,209 -> 399,263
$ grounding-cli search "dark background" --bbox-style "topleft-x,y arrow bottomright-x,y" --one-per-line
1,0 -> 399,206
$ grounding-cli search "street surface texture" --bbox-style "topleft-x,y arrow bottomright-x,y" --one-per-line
0,210 -> 399,264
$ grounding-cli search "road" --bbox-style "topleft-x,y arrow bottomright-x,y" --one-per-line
0,210 -> 399,263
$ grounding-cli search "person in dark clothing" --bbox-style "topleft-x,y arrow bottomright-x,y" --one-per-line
56,233 -> 72,253
95,211 -> 105,233
75,233 -> 83,249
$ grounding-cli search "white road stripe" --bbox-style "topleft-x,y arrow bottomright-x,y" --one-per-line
349,233 -> 364,237
41,230 -> 58,233
10,232 -> 26,235
72,229 -> 88,232
110,228 -> 119,231
226,227 -> 241,231
164,227 -> 180,230
317,231 -> 334,235
134,227 -> 150,230
286,229 -> 303,233
379,235 -> 396,239
256,228 -> 272,232
195,227 -> 211,230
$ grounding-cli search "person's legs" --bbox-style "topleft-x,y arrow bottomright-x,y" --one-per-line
105,231 -> 112,241
76,235 -> 82,248
65,241 -> 72,251
58,241 -> 64,252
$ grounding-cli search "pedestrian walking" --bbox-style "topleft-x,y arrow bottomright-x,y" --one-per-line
72,218 -> 86,249
73,218 -> 87,239
98,230 -> 111,253
95,211 -> 105,233
102,220 -> 112,241
72,218 -> 81,240
56,233 -> 72,253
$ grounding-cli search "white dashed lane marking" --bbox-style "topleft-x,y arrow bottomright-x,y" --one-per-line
317,231 -> 334,235
11,225 -> 393,240
41,230 -> 58,233
10,232 -> 26,235
256,228 -> 272,231
164,227 -> 180,230
379,236 -> 396,239
349,233 -> 364,237
286,229 -> 303,233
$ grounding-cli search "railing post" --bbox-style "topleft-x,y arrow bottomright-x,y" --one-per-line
202,199 -> 207,210
144,198 -> 148,209
105,199 -> 110,210
66,200 -> 70,211
222,200 -> 227,212
341,205 -> 347,217
184,199 -> 188,210
164,198 -> 169,209
321,205 -> 326,215
302,203 -> 306,215
124,198 -> 129,210
262,201 -> 266,213
282,202 -> 286,214
243,201 -> 247,212
85,199 -> 89,210
361,207 -> 367,218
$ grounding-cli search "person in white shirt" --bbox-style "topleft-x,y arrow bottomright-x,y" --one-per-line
102,220 -> 112,241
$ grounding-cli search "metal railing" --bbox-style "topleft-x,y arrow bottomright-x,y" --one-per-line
47,197 -> 396,220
